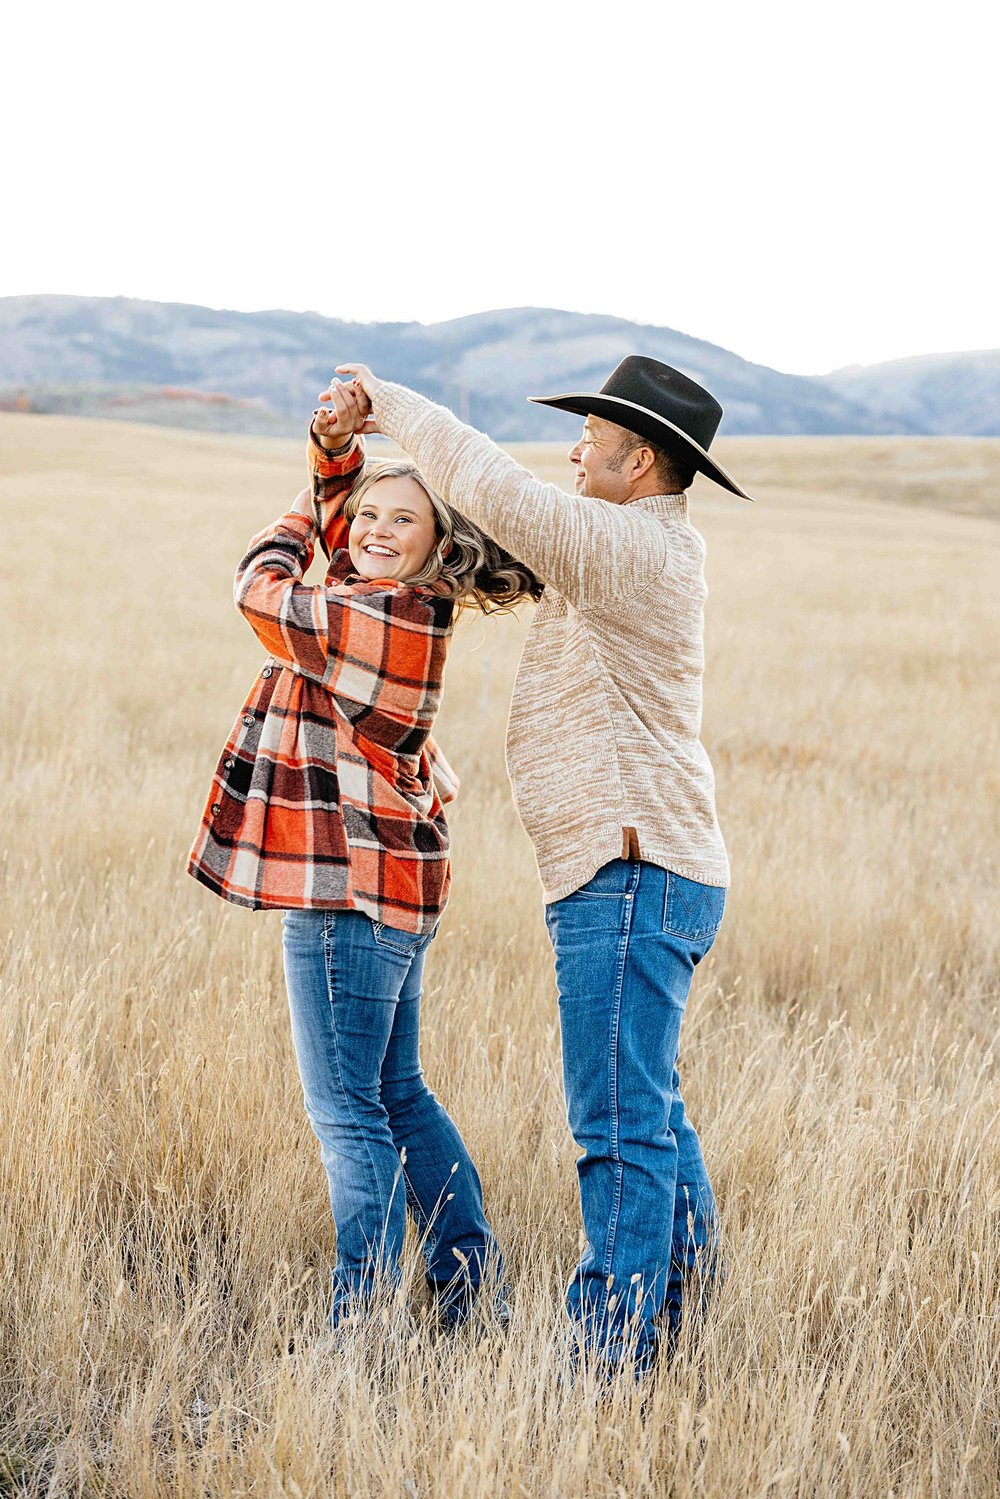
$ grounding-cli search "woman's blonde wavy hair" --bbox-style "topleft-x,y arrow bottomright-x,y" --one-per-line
334,460 -> 543,614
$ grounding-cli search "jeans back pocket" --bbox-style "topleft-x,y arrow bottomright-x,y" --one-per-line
371,920 -> 427,957
662,873 -> 726,942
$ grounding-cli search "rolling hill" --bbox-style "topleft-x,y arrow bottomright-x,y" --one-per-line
1,294 -> 995,440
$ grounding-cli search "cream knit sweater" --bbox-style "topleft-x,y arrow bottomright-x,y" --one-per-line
372,382 -> 730,901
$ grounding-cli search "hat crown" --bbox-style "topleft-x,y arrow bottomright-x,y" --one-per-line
527,354 -> 754,499
599,356 -> 723,452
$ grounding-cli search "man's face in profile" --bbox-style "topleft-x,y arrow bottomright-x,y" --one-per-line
567,416 -> 637,506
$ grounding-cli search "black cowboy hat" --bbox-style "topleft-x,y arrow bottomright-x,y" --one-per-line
529,355 -> 754,502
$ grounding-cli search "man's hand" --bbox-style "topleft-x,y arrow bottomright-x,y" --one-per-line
333,364 -> 383,410
312,378 -> 373,450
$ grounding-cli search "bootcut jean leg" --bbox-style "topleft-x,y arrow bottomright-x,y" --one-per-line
379,932 -> 499,1322
281,908 -> 497,1327
544,858 -> 725,1372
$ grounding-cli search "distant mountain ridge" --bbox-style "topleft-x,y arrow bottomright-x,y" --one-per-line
0,294 -> 995,439
825,350 -> 1000,438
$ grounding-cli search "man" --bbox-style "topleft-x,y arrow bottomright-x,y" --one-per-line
331,356 -> 754,1373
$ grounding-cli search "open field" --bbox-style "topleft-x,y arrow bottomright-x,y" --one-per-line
1,413 -> 998,1496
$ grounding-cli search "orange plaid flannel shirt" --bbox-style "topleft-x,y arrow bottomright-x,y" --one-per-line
187,433 -> 458,934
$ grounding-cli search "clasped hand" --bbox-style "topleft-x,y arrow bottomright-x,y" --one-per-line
314,363 -> 383,449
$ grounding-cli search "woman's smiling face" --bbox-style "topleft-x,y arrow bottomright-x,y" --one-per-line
348,475 -> 439,582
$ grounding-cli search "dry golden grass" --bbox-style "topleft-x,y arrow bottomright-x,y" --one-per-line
1,413 -> 998,1497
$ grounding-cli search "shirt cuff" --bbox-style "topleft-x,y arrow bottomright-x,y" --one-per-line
276,511 -> 317,537
309,427 -> 357,463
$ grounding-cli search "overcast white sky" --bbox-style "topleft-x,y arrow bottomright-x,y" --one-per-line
2,0 -> 996,375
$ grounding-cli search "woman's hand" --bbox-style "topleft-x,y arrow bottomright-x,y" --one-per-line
289,486 -> 314,519
333,364 -> 383,408
312,378 -> 373,449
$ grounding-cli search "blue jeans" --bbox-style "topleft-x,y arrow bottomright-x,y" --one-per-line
281,908 -> 499,1326
544,858 -> 725,1371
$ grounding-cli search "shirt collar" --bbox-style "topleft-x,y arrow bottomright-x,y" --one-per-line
630,492 -> 689,521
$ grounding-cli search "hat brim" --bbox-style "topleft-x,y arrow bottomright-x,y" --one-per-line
528,391 -> 755,502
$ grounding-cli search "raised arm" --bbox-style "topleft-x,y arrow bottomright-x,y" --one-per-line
332,370 -> 670,607
308,428 -> 365,558
234,508 -> 453,726
309,379 -> 369,558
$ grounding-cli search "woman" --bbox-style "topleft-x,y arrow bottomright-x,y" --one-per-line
188,379 -> 539,1332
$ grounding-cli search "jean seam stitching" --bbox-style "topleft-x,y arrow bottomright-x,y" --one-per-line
322,915 -> 395,1267
595,890 -> 634,1330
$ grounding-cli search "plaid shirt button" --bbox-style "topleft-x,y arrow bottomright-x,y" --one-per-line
211,803 -> 221,816
262,666 -> 273,678
242,715 -> 254,726
224,758 -> 235,770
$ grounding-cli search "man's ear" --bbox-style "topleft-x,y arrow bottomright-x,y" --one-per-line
630,444 -> 657,482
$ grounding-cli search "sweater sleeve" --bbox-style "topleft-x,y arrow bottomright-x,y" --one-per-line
370,382 -> 669,607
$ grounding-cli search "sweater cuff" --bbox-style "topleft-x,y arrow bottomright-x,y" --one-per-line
371,381 -> 424,447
